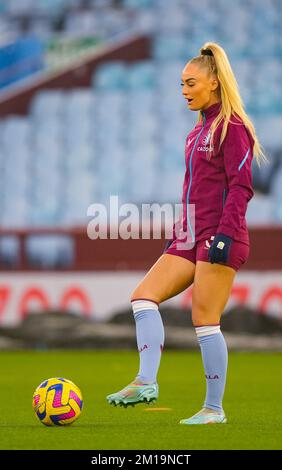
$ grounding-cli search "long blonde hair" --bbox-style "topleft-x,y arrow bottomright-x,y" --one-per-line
189,42 -> 268,165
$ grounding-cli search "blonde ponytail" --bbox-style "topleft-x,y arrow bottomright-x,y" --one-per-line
190,42 -> 268,166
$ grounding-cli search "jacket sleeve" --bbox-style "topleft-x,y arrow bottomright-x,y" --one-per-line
217,120 -> 254,238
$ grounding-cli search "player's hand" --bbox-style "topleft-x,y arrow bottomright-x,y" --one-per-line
208,233 -> 233,264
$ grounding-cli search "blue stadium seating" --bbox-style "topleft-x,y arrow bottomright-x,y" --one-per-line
0,0 -> 281,233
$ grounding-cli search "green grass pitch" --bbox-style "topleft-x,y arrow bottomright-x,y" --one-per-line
0,350 -> 281,450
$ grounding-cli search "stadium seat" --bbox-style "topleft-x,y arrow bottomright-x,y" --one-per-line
127,61 -> 156,90
1,117 -> 31,149
26,234 -> 74,268
1,198 -> 31,227
271,166 -> 282,200
152,34 -> 191,60
255,116 -> 282,149
92,62 -> 128,90
246,193 -> 275,225
159,169 -> 184,203
64,89 -> 95,116
122,0 -> 155,9
0,235 -> 19,267
30,90 -> 66,118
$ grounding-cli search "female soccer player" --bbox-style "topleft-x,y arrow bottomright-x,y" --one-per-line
106,42 -> 266,424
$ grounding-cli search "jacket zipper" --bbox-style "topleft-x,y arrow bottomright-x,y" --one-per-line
185,112 -> 206,243
222,188 -> 227,208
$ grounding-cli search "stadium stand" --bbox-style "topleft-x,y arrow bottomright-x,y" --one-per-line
0,0 -> 281,267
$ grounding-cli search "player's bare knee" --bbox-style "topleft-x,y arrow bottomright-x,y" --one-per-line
192,317 -> 219,327
192,308 -> 220,326
130,289 -> 159,304
192,316 -> 207,327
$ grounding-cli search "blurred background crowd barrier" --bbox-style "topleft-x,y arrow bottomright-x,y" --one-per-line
0,0 -> 281,347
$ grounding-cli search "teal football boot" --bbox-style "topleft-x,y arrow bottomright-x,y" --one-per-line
106,380 -> 158,408
180,408 -> 227,425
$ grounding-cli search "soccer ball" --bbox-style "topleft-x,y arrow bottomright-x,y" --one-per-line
32,377 -> 83,426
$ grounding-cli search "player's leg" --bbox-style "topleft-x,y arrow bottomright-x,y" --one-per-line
107,252 -> 196,407
132,251 -> 197,303
180,260 -> 236,424
131,252 -> 196,384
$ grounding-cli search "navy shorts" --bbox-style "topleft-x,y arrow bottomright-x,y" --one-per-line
164,234 -> 250,271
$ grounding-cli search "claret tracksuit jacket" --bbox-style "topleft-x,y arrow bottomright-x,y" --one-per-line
180,101 -> 254,245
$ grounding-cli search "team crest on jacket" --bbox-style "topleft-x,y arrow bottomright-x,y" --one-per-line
198,131 -> 213,152
202,132 -> 211,145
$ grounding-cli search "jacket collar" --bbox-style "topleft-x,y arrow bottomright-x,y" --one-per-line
200,101 -> 222,120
